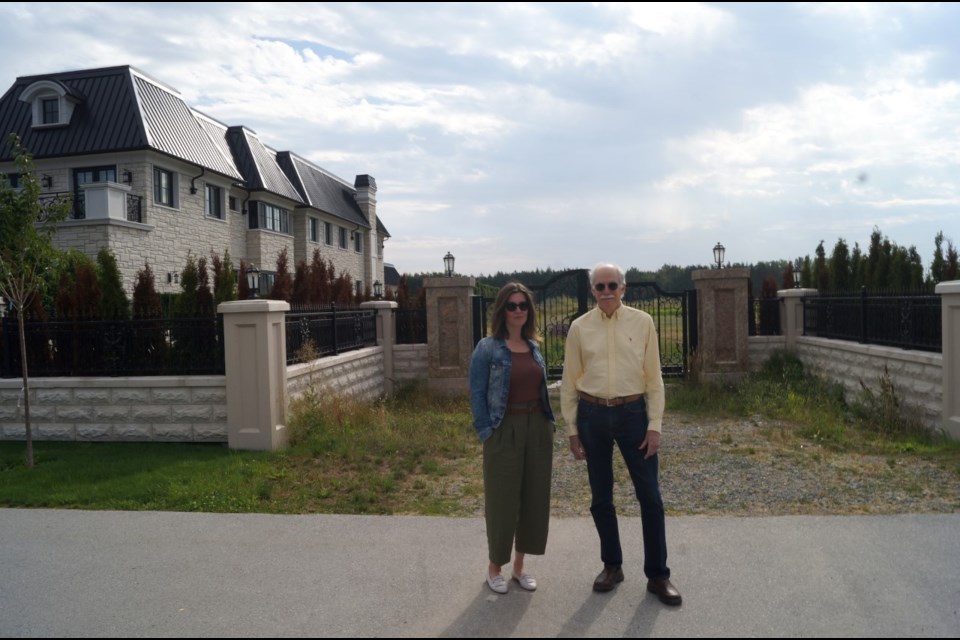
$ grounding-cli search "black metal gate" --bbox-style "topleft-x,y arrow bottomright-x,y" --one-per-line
473,269 -> 697,380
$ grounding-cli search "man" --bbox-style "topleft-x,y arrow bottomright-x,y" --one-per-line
560,263 -> 681,606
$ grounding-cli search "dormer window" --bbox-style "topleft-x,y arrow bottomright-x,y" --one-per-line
41,98 -> 60,124
19,79 -> 82,128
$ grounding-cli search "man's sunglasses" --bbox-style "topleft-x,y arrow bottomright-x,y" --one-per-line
594,282 -> 620,292
505,301 -> 529,312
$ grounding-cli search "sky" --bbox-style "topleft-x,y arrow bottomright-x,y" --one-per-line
1,2 -> 958,277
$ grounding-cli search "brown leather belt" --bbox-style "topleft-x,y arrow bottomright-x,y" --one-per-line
578,392 -> 644,407
506,400 -> 542,415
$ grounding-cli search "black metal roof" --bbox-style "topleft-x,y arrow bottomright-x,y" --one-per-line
0,64 -> 388,236
226,126 -> 301,202
0,66 -> 146,160
278,151 -> 369,229
383,263 -> 401,286
134,75 -> 241,179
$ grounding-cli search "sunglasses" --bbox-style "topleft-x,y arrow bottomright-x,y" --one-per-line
594,282 -> 620,292
505,301 -> 529,312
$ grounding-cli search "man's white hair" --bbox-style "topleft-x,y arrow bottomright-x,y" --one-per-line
589,263 -> 626,285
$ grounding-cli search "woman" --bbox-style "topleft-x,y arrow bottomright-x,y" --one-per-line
469,282 -> 556,594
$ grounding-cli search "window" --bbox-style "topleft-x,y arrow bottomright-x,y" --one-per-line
338,226 -> 347,249
4,173 -> 19,189
355,280 -> 363,296
256,202 -> 290,233
309,217 -> 320,243
205,184 -> 223,219
41,98 -> 59,125
324,221 -> 333,245
19,81 -> 79,128
353,231 -> 363,253
154,167 -> 174,207
229,195 -> 238,212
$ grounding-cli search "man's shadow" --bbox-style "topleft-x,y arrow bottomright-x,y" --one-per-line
558,590 -> 664,637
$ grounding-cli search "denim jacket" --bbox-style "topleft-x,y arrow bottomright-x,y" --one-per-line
468,336 -> 556,443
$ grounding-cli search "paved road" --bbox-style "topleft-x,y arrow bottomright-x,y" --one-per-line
1,509 -> 958,638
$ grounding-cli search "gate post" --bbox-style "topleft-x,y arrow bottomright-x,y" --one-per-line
691,268 -> 750,383
360,300 -> 399,397
778,287 -> 818,349
424,276 -> 476,395
218,299 -> 290,450
935,280 -> 960,439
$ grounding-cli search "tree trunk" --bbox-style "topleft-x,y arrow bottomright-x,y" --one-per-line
17,310 -> 33,468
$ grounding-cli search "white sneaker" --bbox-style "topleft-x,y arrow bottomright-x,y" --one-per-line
486,572 -> 508,594
512,571 -> 537,591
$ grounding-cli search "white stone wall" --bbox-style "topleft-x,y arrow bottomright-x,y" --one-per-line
747,336 -> 787,372
393,344 -> 429,384
748,335 -> 942,429
0,377 -> 227,442
794,337 -> 943,429
287,347 -> 385,402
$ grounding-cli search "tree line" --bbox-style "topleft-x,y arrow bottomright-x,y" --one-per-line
401,227 -> 957,298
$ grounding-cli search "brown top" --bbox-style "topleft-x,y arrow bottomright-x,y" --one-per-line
507,350 -> 542,404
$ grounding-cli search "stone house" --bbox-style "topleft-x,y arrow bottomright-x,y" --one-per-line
0,65 -> 389,296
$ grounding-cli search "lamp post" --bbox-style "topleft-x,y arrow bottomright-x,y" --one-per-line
245,264 -> 260,299
713,242 -> 725,269
373,279 -> 383,300
443,252 -> 455,277
793,268 -> 801,288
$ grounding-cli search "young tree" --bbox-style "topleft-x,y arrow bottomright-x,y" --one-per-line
237,258 -> 250,300
212,249 -> 237,306
175,252 -> 200,317
132,262 -> 162,318
828,238 -> 852,292
0,134 -> 70,468
268,247 -> 293,301
196,255 -> 213,316
291,259 -> 310,305
930,231 -> 946,285
97,248 -> 129,319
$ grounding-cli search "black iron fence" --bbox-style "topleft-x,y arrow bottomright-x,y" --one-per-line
285,305 -> 377,364
749,298 -> 782,336
0,315 -> 225,377
803,290 -> 941,352
396,308 -> 427,344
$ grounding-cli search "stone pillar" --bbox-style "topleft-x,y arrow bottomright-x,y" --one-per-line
218,299 -> 290,450
778,288 -> 819,349
424,276 -> 475,395
360,300 -> 398,396
935,280 -> 960,439
692,268 -> 751,383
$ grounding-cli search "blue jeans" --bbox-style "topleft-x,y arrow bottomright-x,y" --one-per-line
577,398 -> 670,580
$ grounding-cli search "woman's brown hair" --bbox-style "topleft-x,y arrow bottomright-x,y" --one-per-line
489,282 -> 540,342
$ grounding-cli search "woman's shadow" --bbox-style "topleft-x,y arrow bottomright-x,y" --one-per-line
439,583 -> 533,638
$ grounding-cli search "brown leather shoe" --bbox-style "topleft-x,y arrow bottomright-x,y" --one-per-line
647,578 -> 682,605
593,565 -> 624,592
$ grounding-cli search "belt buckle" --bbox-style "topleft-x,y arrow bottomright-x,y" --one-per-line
602,397 -> 615,407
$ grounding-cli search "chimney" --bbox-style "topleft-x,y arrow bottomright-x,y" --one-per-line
354,174 -> 377,225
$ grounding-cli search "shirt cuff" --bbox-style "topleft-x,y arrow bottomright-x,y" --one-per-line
648,419 -> 662,433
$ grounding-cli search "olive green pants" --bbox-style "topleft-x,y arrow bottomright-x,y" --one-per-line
483,410 -> 553,566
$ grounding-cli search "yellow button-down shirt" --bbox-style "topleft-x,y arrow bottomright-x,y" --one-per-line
560,304 -> 665,436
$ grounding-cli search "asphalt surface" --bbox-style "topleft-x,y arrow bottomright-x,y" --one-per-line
0,509 -> 958,638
